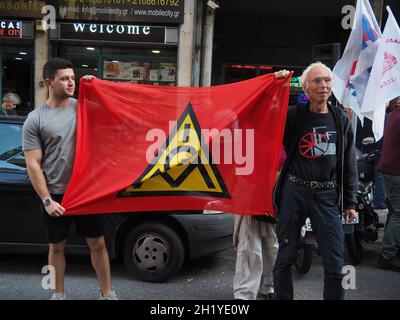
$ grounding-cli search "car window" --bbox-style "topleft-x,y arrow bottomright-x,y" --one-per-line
0,123 -> 26,172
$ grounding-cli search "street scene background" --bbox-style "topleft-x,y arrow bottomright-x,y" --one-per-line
0,213 -> 398,300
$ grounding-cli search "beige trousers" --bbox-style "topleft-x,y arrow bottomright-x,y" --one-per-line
233,215 -> 278,300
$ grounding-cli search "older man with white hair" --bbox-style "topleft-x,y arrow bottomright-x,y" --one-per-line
272,62 -> 358,300
1,92 -> 20,116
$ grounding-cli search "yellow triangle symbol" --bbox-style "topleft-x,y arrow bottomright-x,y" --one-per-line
119,103 -> 230,198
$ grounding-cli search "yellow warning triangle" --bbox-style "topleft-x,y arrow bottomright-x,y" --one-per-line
119,103 -> 230,198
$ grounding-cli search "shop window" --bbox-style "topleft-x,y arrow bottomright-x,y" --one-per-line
1,48 -> 34,116
65,56 -> 99,98
102,47 -> 176,59
102,46 -> 177,85
103,59 -> 176,85
222,63 -> 306,105
60,45 -> 177,87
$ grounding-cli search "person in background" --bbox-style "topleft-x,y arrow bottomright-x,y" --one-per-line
386,96 -> 400,113
356,118 -> 386,210
377,96 -> 400,272
233,70 -> 290,300
0,92 -> 20,116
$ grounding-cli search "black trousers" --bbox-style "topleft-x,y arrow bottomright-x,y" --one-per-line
273,179 -> 345,300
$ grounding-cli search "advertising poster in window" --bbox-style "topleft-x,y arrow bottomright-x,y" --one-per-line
148,63 -> 176,82
131,62 -> 149,81
119,62 -> 134,80
159,63 -> 176,82
149,69 -> 158,82
103,61 -> 150,81
103,61 -> 122,79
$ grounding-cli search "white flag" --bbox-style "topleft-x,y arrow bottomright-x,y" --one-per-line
362,7 -> 400,140
332,0 -> 381,118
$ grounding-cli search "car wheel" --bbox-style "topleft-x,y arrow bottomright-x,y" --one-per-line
295,242 -> 313,274
123,221 -> 185,283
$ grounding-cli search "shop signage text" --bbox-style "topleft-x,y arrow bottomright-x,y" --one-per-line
60,22 -> 165,43
0,0 -> 45,19
0,1 -> 184,25
73,23 -> 151,35
0,20 -> 22,38
50,0 -> 184,24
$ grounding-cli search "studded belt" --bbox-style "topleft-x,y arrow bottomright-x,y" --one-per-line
287,174 -> 336,190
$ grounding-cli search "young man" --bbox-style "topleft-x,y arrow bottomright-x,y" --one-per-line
23,58 -> 117,300
273,62 -> 358,300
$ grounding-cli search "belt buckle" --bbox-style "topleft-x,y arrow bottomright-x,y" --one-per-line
310,181 -> 319,188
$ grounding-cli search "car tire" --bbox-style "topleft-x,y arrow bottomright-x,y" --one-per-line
123,221 -> 185,283
295,241 -> 313,274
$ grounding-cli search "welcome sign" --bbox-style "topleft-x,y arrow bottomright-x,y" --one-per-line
59,22 -> 165,44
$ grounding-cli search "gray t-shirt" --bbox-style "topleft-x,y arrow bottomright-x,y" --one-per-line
22,99 -> 77,194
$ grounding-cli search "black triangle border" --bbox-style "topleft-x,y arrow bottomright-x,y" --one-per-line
117,103 -> 231,199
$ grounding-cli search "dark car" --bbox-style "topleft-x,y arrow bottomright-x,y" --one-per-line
0,116 -> 234,282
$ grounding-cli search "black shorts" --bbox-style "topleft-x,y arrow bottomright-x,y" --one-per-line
41,194 -> 105,244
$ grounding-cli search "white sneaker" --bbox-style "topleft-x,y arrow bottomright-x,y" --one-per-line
98,290 -> 118,300
50,293 -> 66,300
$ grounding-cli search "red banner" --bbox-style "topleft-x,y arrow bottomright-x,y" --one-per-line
62,74 -> 291,216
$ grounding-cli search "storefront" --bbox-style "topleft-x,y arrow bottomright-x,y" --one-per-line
0,0 -> 191,115
0,0 -> 43,115
48,1 -> 184,99
214,0 -> 400,88
213,1 -> 353,88
50,21 -> 179,91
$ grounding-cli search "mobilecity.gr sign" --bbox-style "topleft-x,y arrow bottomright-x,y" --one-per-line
50,0 -> 184,24
0,1 -> 184,25
59,23 -> 165,44
0,20 -> 22,38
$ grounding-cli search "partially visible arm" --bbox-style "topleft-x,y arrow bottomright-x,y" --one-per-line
24,149 -> 65,217
25,149 -> 49,199
342,117 -> 358,223
342,119 -> 358,208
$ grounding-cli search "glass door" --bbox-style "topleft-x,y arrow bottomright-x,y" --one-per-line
1,46 -> 34,116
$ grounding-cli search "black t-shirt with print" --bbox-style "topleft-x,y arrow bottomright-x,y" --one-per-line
288,110 -> 337,181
